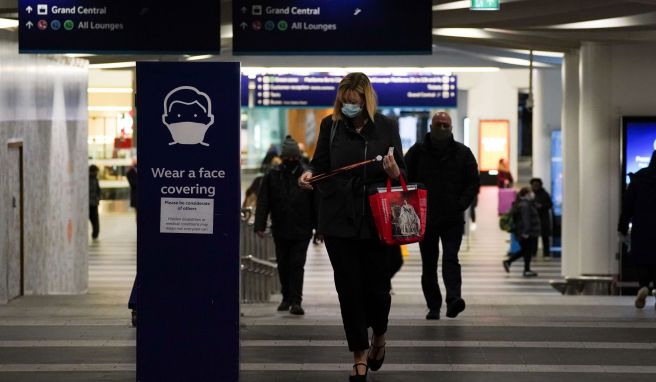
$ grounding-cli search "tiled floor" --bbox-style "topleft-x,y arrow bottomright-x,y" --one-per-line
1,187 -> 655,381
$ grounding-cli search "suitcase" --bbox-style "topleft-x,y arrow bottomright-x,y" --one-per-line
498,188 -> 517,216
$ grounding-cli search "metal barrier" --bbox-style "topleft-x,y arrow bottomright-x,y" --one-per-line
240,208 -> 279,303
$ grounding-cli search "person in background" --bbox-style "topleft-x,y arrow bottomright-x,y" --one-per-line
497,158 -> 514,188
618,150 -> 656,309
404,111 -> 480,321
503,187 -> 540,277
298,72 -> 405,382
298,141 -> 311,167
255,135 -> 315,316
260,143 -> 280,173
530,178 -> 553,257
88,165 -> 101,240
126,159 -> 139,327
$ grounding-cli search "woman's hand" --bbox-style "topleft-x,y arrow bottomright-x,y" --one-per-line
383,152 -> 400,179
298,171 -> 314,190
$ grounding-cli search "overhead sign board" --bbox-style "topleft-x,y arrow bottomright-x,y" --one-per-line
471,0 -> 500,11
252,74 -> 457,107
233,0 -> 432,54
18,1 -> 221,53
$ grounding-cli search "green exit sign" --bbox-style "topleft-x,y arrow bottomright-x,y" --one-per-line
471,0 -> 500,11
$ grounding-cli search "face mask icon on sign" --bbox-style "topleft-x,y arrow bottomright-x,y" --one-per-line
162,86 -> 214,146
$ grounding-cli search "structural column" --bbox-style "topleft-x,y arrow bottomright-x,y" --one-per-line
560,50 -> 580,277
577,42 -> 616,275
532,69 -> 562,191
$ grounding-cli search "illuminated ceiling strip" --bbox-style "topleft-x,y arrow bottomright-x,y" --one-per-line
546,12 -> 656,29
433,28 -> 494,39
433,0 -> 526,11
89,62 -> 136,69
507,49 -> 564,58
88,106 -> 132,112
241,67 -> 500,77
0,18 -> 18,29
88,88 -> 134,94
187,55 -> 214,61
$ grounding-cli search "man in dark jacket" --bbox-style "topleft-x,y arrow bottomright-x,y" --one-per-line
619,150 -> 656,309
405,112 -> 480,320
89,165 -> 101,240
255,136 -> 315,315
530,178 -> 553,257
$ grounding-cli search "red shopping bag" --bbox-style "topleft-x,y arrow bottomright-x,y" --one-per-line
368,176 -> 428,245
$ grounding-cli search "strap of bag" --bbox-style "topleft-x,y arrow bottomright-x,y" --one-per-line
386,174 -> 409,193
330,120 -> 337,148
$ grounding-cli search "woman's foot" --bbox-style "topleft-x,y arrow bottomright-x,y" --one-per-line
349,362 -> 368,381
367,334 -> 386,371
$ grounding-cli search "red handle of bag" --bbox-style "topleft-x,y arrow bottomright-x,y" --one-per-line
386,175 -> 409,193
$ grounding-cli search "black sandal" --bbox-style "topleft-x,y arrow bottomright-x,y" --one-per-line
366,336 -> 386,371
349,362 -> 369,382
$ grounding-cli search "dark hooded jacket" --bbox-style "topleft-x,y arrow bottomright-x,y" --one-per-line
254,161 -> 315,240
618,156 -> 656,264
514,198 -> 542,238
404,134 -> 480,227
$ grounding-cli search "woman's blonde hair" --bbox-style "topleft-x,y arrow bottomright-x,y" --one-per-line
332,72 -> 377,122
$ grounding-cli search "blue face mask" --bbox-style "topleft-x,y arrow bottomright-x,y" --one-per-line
341,103 -> 363,118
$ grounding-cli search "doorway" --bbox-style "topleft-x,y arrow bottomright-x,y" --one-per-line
7,141 -> 24,301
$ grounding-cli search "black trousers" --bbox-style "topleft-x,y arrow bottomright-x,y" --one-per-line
419,223 -> 464,311
324,236 -> 391,352
89,205 -> 99,239
541,232 -> 551,257
637,264 -> 656,290
274,237 -> 311,305
508,236 -> 538,271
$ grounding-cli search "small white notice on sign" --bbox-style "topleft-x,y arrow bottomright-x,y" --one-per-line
160,197 -> 214,234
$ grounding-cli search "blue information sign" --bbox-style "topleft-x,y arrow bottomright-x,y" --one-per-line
18,1 -> 221,54
253,73 -> 457,107
233,0 -> 432,54
136,62 -> 240,381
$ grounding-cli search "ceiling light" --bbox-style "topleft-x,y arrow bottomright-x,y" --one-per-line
241,66 -> 500,77
508,49 -> 564,58
433,0 -> 526,11
433,28 -> 493,39
547,12 -> 656,29
490,57 -> 552,67
65,54 -> 96,58
88,88 -> 134,94
187,55 -> 214,61
89,62 -> 136,69
0,18 -> 19,29
88,106 -> 133,112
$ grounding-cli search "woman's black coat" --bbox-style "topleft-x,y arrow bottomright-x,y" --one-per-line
310,113 -> 406,238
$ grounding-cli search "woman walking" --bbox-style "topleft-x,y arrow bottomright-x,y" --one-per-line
299,72 -> 405,381
502,187 -> 540,277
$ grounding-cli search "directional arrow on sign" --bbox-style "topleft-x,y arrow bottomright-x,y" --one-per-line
26,21 -> 33,29
240,22 -> 248,30
26,6 -> 33,14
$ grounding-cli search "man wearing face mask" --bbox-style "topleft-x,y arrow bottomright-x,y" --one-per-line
254,135 -> 316,315
404,112 -> 480,320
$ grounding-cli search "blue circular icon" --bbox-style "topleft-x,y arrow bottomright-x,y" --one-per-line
264,21 -> 275,31
51,20 -> 61,31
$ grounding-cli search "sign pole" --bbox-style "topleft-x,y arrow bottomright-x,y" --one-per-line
136,62 -> 241,381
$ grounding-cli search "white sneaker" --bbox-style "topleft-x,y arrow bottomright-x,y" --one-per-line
470,223 -> 477,232
635,287 -> 649,309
